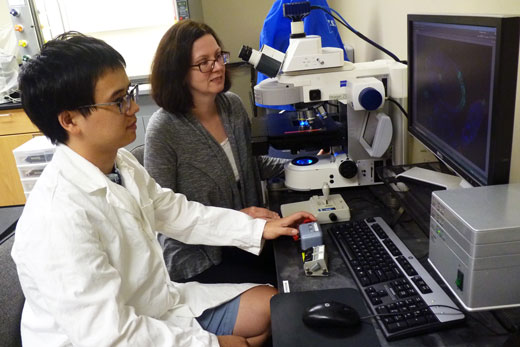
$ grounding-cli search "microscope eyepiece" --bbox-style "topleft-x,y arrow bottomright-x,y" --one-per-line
238,45 -> 282,78
238,45 -> 252,62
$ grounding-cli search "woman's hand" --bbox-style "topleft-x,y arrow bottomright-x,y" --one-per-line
262,211 -> 316,240
241,206 -> 280,220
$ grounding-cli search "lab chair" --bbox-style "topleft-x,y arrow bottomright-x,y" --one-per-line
0,232 -> 24,347
130,144 -> 145,165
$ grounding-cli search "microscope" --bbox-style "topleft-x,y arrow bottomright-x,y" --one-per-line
239,1 -> 407,222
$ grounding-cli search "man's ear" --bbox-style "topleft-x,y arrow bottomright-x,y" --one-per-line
58,110 -> 81,136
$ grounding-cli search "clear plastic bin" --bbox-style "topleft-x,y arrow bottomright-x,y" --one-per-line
17,163 -> 47,179
13,136 -> 55,195
13,136 -> 55,165
21,178 -> 38,193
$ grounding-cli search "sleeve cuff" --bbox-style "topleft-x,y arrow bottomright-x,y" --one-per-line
243,218 -> 266,255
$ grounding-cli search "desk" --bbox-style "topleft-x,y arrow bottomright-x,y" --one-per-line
268,183 -> 516,346
376,161 -> 450,235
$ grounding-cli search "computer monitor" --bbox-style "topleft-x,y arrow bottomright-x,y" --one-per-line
407,14 -> 519,187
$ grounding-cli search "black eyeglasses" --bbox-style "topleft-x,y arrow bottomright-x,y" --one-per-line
78,84 -> 139,114
190,51 -> 230,73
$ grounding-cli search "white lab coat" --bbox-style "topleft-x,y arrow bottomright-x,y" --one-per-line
11,144 -> 267,347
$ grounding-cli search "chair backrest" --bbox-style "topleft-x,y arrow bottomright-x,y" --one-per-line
130,144 -> 145,166
0,232 -> 24,347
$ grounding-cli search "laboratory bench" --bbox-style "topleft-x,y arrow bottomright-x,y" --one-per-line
376,161 -> 457,235
0,101 -> 22,111
267,175 -> 520,346
3,163 -> 520,345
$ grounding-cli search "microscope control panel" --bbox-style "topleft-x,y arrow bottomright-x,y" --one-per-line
281,193 -> 350,224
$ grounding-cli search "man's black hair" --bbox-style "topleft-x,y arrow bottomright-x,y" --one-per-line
19,31 -> 126,144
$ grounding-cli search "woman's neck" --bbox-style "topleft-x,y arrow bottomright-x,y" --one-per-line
191,94 -> 227,142
192,94 -> 218,121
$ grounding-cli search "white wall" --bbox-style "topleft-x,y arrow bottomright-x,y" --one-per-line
329,0 -> 520,182
199,0 -> 274,117
200,0 -> 273,62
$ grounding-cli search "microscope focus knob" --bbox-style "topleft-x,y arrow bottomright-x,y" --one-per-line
339,160 -> 357,179
329,213 -> 338,222
358,87 -> 383,111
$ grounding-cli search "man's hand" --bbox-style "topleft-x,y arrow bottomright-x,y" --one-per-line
317,147 -> 330,156
217,335 -> 250,347
241,206 -> 280,220
262,211 -> 316,240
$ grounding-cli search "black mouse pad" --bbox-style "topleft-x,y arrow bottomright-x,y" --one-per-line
270,288 -> 381,347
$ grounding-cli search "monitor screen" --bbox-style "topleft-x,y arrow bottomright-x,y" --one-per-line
408,15 -> 519,186
362,112 -> 378,147
359,112 -> 393,158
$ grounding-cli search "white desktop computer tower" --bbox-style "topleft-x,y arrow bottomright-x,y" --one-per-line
428,184 -> 520,311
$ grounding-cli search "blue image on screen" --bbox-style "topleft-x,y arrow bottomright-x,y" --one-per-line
413,29 -> 493,173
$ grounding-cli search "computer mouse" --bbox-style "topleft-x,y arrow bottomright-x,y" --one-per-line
302,301 -> 361,329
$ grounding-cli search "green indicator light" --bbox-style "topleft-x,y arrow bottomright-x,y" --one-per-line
436,229 -> 441,235
455,270 -> 464,290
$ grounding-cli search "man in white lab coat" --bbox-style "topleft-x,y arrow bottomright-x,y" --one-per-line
11,32 -> 315,347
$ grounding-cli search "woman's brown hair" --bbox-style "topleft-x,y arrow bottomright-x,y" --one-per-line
151,20 -> 231,114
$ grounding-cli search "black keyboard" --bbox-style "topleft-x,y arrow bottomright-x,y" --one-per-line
327,217 -> 465,341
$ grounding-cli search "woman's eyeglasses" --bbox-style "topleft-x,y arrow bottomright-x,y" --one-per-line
191,51 -> 230,73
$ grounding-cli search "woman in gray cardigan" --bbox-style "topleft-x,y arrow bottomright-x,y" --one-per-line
145,20 -> 287,283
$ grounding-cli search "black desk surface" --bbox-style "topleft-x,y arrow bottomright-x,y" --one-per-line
268,183 -> 516,346
376,161 -> 449,235
271,288 -> 381,347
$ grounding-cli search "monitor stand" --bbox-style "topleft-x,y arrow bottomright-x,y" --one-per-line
396,166 -> 470,190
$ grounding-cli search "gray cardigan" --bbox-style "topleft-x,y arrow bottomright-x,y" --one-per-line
144,92 -> 286,280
